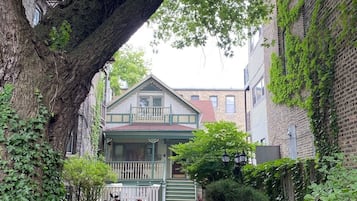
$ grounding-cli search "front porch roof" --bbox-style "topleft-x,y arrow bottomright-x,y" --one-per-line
104,123 -> 195,139
106,123 -> 194,132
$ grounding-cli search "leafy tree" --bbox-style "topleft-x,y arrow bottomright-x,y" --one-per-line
110,45 -> 150,96
63,155 -> 117,201
0,0 -> 271,198
170,121 -> 255,186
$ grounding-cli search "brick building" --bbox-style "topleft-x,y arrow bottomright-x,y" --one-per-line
246,0 -> 356,164
174,89 -> 246,131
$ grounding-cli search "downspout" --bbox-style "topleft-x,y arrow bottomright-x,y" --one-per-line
244,86 -> 249,133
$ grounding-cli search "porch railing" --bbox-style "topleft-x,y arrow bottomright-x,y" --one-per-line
131,106 -> 171,123
107,161 -> 165,180
101,184 -> 160,201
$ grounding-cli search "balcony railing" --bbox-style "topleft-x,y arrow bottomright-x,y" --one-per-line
101,184 -> 160,201
131,106 -> 171,123
107,161 -> 165,180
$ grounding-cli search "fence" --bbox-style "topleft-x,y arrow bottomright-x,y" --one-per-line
101,184 -> 161,201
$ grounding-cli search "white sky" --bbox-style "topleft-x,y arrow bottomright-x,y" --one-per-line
125,25 -> 248,89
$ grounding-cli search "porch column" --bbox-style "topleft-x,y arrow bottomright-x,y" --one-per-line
148,138 -> 159,180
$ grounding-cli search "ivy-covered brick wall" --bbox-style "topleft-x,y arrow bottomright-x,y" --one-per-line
266,0 -> 356,165
264,0 -> 315,159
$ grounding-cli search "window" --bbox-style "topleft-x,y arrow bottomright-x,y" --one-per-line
139,95 -> 163,116
32,5 -> 42,26
249,26 -> 262,52
252,78 -> 265,105
225,96 -> 235,113
112,143 -> 159,161
139,96 -> 162,107
66,131 -> 76,154
209,96 -> 218,108
191,95 -> 199,100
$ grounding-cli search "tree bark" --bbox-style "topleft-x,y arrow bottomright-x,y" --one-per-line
0,0 -> 162,195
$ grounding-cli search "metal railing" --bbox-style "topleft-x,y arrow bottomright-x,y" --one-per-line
107,161 -> 165,180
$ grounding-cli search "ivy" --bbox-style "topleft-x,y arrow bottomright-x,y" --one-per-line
268,0 -> 341,158
243,158 -> 317,201
0,85 -> 65,200
91,75 -> 104,155
49,20 -> 72,51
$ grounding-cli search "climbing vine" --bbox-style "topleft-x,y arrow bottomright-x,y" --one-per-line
0,85 -> 65,200
91,75 -> 105,155
244,158 -> 317,201
267,0 -> 347,158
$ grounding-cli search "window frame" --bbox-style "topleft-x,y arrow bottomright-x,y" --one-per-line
225,95 -> 236,113
209,96 -> 218,108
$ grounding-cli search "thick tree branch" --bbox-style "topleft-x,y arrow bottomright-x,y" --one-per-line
69,0 -> 163,80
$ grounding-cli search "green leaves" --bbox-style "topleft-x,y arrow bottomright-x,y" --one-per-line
0,85 -> 65,201
170,121 -> 255,186
304,154 -> 357,201
150,0 -> 273,56
63,155 -> 117,201
268,0 -> 339,158
49,20 -> 72,51
110,45 -> 150,96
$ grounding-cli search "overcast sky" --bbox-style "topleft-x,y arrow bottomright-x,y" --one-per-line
126,25 -> 248,89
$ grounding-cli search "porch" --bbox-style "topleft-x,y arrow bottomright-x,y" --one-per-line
107,161 -> 166,181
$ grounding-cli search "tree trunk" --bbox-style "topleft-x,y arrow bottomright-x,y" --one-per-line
0,0 -> 162,199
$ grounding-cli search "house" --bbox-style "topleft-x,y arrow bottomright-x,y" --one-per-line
103,74 -> 215,201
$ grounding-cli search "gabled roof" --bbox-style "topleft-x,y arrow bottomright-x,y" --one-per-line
189,100 -> 216,123
107,74 -> 200,114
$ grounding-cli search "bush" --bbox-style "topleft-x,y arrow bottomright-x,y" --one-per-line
205,179 -> 269,201
62,155 -> 117,201
304,154 -> 357,201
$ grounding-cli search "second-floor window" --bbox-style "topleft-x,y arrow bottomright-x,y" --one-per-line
191,95 -> 199,100
139,96 -> 163,117
209,96 -> 218,108
225,96 -> 235,113
253,78 -> 265,106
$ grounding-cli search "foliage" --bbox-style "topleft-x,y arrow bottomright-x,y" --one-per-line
170,121 -> 255,186
268,0 -> 340,158
62,155 -> 117,201
244,158 -> 317,201
304,153 -> 357,201
0,84 -> 65,200
150,0 -> 273,56
205,179 -> 269,201
110,45 -> 150,96
49,20 -> 72,51
91,74 -> 105,155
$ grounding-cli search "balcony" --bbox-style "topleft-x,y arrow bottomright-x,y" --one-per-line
131,106 -> 170,123
107,161 -> 166,181
106,106 -> 198,125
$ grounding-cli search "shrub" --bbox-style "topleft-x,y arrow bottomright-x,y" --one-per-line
304,154 -> 357,201
205,179 -> 269,201
62,155 -> 117,201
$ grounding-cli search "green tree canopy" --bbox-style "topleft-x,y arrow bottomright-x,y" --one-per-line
170,121 -> 255,186
151,0 -> 273,56
110,45 -> 150,96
